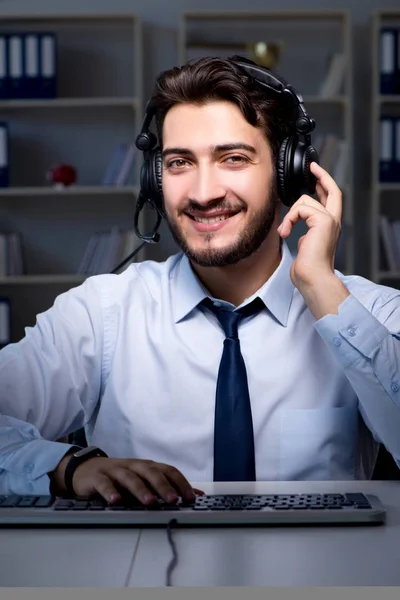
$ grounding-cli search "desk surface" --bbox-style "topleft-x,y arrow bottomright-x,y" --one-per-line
0,481 -> 399,587
128,480 -> 400,587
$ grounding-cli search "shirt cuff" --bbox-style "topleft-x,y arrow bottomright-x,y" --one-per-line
313,293 -> 390,368
0,439 -> 77,496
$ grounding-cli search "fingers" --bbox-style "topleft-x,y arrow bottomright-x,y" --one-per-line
278,196 -> 330,238
90,472 -> 123,504
133,460 -> 198,503
73,457 -> 203,506
310,162 -> 342,220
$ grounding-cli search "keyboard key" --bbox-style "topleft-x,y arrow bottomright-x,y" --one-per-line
16,497 -> 38,507
0,495 -> 23,507
34,496 -> 54,508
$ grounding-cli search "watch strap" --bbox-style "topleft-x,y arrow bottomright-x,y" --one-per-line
64,446 -> 108,496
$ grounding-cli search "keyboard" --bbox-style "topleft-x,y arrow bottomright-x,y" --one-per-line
0,492 -> 386,526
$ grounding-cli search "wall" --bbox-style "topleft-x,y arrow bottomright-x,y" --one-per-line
1,0 -> 399,275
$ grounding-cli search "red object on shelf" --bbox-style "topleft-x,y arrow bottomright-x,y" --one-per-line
47,164 -> 77,187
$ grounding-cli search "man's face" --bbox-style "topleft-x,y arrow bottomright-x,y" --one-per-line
161,101 -> 280,267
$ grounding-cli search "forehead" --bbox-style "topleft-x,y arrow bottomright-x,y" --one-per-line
162,101 -> 266,149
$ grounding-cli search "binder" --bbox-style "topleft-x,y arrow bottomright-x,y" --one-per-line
0,122 -> 9,187
0,297 -> 11,349
380,28 -> 397,95
0,34 -> 7,99
8,34 -> 24,99
24,33 -> 40,98
394,118 -> 400,183
379,117 -> 395,182
39,33 -> 57,98
397,29 -> 400,94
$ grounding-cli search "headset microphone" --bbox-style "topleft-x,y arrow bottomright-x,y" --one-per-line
110,191 -> 161,274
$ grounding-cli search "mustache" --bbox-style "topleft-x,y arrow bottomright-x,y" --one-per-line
181,199 -> 246,215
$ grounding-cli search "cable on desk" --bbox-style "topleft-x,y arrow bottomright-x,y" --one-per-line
166,518 -> 179,586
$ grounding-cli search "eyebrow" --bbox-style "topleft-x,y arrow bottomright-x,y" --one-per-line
161,143 -> 257,160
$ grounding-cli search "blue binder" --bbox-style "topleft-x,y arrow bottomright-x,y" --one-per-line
38,33 -> 57,99
0,297 -> 11,349
380,28 -> 397,95
7,34 -> 25,99
0,122 -> 9,187
379,117 -> 396,183
0,34 -> 7,100
24,33 -> 40,99
396,29 -> 400,95
394,118 -> 400,183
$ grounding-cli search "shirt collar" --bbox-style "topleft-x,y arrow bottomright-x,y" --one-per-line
172,240 -> 295,327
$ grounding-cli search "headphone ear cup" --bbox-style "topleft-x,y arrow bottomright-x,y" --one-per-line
141,148 -> 164,216
277,136 -> 292,207
292,142 -> 319,201
151,149 -> 164,216
278,136 -> 319,207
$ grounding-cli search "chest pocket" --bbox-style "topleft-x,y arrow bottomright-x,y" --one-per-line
279,407 -> 358,480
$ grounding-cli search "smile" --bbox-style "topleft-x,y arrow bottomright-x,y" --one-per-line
186,211 -> 241,233
192,215 -> 231,223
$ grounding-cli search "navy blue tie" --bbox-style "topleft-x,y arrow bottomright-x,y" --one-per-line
203,298 -> 264,481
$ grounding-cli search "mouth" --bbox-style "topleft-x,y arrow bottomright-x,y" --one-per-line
185,211 -> 242,233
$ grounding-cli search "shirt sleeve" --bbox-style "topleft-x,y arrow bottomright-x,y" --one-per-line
314,291 -> 400,468
0,276 -> 106,495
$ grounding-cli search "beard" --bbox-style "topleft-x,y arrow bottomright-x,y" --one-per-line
164,181 -> 280,267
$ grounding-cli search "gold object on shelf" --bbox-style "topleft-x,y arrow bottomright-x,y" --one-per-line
247,42 -> 282,70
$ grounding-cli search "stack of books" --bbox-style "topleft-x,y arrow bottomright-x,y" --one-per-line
77,226 -> 138,276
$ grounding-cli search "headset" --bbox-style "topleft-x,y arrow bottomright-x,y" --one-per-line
134,57 -> 319,231
111,57 -> 320,272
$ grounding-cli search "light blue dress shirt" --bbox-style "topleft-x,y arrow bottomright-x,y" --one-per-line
0,241 -> 400,495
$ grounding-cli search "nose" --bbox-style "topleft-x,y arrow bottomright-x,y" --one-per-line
188,163 -> 227,206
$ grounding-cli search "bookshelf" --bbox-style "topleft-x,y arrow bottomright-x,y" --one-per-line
179,10 -> 354,275
0,13 -> 143,342
371,11 -> 400,285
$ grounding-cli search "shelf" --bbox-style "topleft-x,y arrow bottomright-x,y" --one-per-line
378,183 -> 400,192
182,10 -> 348,20
0,275 -> 87,285
378,271 -> 400,280
0,186 -> 139,197
378,95 -> 400,104
0,97 -> 139,110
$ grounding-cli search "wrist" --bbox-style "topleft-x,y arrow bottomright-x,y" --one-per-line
49,446 -> 82,496
64,446 -> 108,496
299,273 -> 350,320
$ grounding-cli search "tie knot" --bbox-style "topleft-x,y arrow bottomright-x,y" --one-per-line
202,297 -> 263,339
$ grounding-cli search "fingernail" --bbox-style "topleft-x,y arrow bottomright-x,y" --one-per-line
166,492 -> 178,503
143,493 -> 155,504
108,493 -> 120,503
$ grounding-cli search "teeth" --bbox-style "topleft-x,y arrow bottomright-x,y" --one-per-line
193,215 -> 231,223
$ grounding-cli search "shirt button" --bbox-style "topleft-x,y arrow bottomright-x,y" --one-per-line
27,483 -> 34,492
347,327 -> 356,337
332,337 -> 342,347
391,381 -> 400,393
25,464 -> 34,474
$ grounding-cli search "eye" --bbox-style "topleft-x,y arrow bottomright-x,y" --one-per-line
166,158 -> 190,169
224,155 -> 249,164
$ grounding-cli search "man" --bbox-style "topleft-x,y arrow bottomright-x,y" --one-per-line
0,56 -> 399,506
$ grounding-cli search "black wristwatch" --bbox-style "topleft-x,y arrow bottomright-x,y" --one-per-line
64,445 -> 108,496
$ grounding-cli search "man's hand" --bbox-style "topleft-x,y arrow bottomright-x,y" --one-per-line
50,453 -> 204,506
277,162 -> 342,288
277,162 -> 350,319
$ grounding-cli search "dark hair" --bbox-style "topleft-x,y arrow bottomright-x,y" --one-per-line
151,55 -> 297,164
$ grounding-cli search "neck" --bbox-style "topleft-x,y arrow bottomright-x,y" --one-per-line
191,233 -> 282,307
